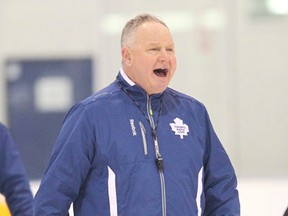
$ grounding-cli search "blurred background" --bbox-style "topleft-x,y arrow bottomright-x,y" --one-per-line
0,0 -> 287,215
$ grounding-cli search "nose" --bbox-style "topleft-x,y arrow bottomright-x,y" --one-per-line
158,48 -> 169,62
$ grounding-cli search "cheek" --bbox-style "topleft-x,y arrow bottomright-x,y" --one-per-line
134,56 -> 153,70
170,58 -> 177,74
171,55 -> 177,66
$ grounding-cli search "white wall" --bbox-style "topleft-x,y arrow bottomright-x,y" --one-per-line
0,0 -> 287,215
237,1 -> 288,177
0,0 -> 101,122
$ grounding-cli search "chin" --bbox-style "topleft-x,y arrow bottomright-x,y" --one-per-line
154,87 -> 167,94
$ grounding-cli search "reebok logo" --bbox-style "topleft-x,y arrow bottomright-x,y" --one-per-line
130,119 -> 137,136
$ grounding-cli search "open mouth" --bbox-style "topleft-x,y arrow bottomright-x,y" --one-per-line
153,68 -> 168,77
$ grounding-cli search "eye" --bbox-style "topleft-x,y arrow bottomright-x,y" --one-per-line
149,48 -> 160,51
166,48 -> 174,52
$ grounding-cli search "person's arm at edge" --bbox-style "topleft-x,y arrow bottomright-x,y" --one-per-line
0,123 -> 33,216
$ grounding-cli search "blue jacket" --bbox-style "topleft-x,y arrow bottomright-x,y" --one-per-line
34,72 -> 240,215
0,122 -> 33,216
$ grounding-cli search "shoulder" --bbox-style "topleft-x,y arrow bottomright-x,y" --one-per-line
0,123 -> 10,141
82,82 -> 121,107
63,81 -> 121,121
0,122 -> 8,133
165,87 -> 207,111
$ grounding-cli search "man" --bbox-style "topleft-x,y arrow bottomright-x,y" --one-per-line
34,13 -> 240,215
0,122 -> 33,215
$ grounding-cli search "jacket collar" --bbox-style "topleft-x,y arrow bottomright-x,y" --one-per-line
115,71 -> 163,112
120,68 -> 135,86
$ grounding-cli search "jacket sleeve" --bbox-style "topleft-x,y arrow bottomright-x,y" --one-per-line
201,109 -> 240,216
0,123 -> 33,216
33,104 -> 94,215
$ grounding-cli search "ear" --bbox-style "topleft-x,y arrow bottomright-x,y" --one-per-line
122,47 -> 132,65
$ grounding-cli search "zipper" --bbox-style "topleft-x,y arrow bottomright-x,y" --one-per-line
139,121 -> 148,156
159,170 -> 166,216
117,80 -> 166,214
146,95 -> 167,216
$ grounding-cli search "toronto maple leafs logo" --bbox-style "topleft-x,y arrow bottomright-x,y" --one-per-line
169,117 -> 189,139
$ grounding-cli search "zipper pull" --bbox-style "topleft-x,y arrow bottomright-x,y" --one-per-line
156,156 -> 164,171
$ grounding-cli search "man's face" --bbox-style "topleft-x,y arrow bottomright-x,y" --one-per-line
122,21 -> 177,95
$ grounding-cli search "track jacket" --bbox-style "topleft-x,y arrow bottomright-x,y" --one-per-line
0,123 -> 33,216
34,71 -> 240,215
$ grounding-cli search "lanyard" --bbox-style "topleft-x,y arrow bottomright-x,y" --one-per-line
117,80 -> 164,171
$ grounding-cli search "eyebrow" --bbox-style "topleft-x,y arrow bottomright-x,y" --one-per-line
147,43 -> 160,46
147,43 -> 174,47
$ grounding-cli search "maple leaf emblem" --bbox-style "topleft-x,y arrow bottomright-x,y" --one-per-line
169,117 -> 189,139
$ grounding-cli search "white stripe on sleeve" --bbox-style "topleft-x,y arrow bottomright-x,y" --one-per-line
108,166 -> 118,216
196,166 -> 204,216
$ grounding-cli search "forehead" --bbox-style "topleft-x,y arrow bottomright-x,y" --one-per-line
134,22 -> 174,45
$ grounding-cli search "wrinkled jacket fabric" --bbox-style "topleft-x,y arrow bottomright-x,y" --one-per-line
0,123 -> 33,216
34,72 -> 240,215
